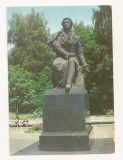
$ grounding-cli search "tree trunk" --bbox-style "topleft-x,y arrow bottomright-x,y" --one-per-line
16,105 -> 19,118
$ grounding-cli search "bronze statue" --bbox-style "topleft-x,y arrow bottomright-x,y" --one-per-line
48,18 -> 90,90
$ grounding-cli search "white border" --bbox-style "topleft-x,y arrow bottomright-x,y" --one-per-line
1,0 -> 123,160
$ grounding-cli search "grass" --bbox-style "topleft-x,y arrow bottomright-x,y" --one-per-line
24,127 -> 43,133
9,112 -> 34,119
25,123 -> 43,133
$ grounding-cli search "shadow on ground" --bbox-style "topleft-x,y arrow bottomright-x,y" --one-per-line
13,137 -> 114,155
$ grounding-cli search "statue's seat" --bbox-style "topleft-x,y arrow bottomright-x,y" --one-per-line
72,66 -> 85,89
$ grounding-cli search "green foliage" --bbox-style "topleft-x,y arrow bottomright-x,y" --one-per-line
8,9 -> 48,47
92,6 -> 112,53
32,107 -> 42,118
8,7 -> 113,115
74,6 -> 113,115
9,65 -> 35,113
104,109 -> 114,116
8,8 -> 55,76
25,125 -> 42,133
25,123 -> 43,133
9,112 -> 34,119
8,9 -> 54,114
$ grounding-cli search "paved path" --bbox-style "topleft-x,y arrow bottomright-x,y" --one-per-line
9,116 -> 114,126
9,127 -> 40,155
9,124 -> 115,155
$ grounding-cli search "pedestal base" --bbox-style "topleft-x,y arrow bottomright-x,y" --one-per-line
39,88 -> 91,151
39,131 -> 89,151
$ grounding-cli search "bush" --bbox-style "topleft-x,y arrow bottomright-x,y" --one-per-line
32,107 -> 42,118
32,123 -> 43,130
104,109 -> 114,116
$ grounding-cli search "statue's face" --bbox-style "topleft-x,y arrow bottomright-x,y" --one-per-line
62,19 -> 72,30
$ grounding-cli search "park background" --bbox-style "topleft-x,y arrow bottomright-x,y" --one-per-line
7,6 -> 113,118
8,5 -> 115,156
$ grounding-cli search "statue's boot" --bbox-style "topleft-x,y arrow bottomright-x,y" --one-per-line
66,58 -> 75,89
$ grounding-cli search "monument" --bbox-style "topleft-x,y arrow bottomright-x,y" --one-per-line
39,18 -> 92,151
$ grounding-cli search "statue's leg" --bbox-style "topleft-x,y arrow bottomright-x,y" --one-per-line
51,59 -> 62,87
66,58 -> 76,89
51,57 -> 67,88
60,60 -> 68,88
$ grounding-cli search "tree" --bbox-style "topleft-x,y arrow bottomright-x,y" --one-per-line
73,6 -> 113,115
8,8 -> 55,76
9,65 -> 53,115
8,9 -> 48,48
92,5 -> 112,54
91,5 -> 113,114
9,65 -> 34,115
8,9 -> 55,114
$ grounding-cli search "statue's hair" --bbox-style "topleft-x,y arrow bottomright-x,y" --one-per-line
61,17 -> 73,26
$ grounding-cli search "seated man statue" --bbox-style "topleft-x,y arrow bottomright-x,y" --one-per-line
48,17 -> 90,90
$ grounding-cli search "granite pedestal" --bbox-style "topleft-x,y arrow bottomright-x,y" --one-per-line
39,88 -> 91,151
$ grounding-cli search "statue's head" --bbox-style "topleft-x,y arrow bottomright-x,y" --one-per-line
61,18 -> 73,30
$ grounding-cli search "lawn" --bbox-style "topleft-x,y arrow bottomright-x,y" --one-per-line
9,112 -> 34,119
24,127 -> 43,133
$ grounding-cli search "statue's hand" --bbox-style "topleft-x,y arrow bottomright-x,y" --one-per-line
68,53 -> 75,58
84,64 -> 90,72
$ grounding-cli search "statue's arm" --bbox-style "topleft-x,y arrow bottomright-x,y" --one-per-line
48,33 -> 58,47
76,38 -> 90,71
54,39 -> 72,59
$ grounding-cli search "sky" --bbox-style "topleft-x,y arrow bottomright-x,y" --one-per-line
7,6 -> 98,34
